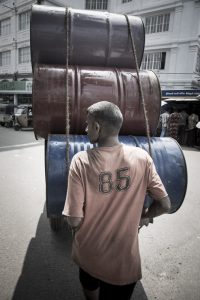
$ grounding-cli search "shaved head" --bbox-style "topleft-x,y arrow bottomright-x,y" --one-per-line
87,101 -> 123,135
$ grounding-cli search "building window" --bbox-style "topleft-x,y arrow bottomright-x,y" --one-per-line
122,0 -> 132,3
85,0 -> 108,10
0,18 -> 11,36
0,50 -> 11,66
141,52 -> 166,70
18,47 -> 30,64
18,11 -> 30,31
145,13 -> 170,34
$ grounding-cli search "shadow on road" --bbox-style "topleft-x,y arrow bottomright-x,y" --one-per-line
12,209 -> 148,300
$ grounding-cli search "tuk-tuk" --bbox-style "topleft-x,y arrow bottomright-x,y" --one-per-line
14,104 -> 33,130
0,103 -> 15,127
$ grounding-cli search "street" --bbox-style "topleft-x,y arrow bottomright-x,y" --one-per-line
0,126 -> 200,300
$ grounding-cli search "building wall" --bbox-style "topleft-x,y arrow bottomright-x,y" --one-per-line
110,0 -> 200,91
43,0 -> 84,9
0,0 -> 33,78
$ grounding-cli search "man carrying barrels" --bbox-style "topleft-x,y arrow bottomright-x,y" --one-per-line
62,101 -> 171,300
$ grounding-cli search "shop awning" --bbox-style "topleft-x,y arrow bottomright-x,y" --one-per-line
163,97 -> 200,102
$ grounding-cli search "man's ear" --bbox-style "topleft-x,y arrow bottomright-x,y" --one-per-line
94,121 -> 101,133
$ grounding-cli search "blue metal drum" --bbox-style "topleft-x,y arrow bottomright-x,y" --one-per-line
46,135 -> 187,217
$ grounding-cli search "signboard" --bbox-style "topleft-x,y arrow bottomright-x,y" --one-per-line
0,81 -> 32,92
162,90 -> 200,97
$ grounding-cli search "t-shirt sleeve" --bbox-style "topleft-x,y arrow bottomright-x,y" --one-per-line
146,156 -> 168,200
62,155 -> 85,218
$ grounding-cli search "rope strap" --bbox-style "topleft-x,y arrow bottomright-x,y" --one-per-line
65,8 -> 70,167
124,14 -> 152,156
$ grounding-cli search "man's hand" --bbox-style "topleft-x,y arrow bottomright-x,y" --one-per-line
63,216 -> 83,235
139,217 -> 153,230
144,195 -> 171,219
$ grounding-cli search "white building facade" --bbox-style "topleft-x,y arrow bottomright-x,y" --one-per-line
112,0 -> 200,101
0,0 -> 200,106
0,0 -> 33,106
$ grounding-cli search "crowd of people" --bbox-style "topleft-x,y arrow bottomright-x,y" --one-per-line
158,107 -> 200,147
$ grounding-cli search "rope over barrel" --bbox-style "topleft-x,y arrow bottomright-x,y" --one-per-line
124,14 -> 152,157
64,7 -> 71,167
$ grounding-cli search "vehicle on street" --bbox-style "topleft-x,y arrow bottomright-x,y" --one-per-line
0,103 -> 15,128
14,104 -> 33,131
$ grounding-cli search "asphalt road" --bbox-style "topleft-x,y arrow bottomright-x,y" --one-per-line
0,126 -> 200,300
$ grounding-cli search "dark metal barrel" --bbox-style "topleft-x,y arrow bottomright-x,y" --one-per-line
30,4 -> 145,69
46,135 -> 187,217
33,65 -> 161,139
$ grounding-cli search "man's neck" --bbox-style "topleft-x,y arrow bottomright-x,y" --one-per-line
97,136 -> 120,147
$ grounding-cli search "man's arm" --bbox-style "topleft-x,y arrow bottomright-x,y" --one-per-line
142,195 -> 171,219
144,155 -> 171,221
139,196 -> 171,229
62,154 -> 85,231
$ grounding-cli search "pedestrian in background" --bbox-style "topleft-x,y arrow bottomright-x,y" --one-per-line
160,109 -> 170,137
187,112 -> 199,147
62,101 -> 171,300
179,110 -> 188,145
168,108 -> 181,142
196,121 -> 200,146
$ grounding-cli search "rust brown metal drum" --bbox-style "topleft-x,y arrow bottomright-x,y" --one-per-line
33,65 -> 161,139
30,5 -> 145,69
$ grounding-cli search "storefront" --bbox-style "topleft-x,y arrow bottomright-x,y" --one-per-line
0,80 -> 32,110
161,89 -> 200,114
160,89 -> 200,147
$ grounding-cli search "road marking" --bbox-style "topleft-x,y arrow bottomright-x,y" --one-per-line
0,141 -> 43,149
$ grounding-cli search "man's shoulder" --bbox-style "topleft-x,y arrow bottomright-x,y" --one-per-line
72,150 -> 88,161
72,145 -> 150,162
122,144 -> 150,160
70,150 -> 89,168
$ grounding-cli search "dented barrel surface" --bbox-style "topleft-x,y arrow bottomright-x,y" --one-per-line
33,65 -> 161,139
46,135 -> 187,217
30,5 -> 145,69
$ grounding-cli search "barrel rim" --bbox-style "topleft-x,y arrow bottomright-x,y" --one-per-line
151,70 -> 162,135
30,4 -> 34,72
140,17 -> 145,69
46,134 -> 52,217
166,137 -> 188,214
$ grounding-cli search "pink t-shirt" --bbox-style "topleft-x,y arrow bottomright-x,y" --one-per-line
62,144 -> 167,285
